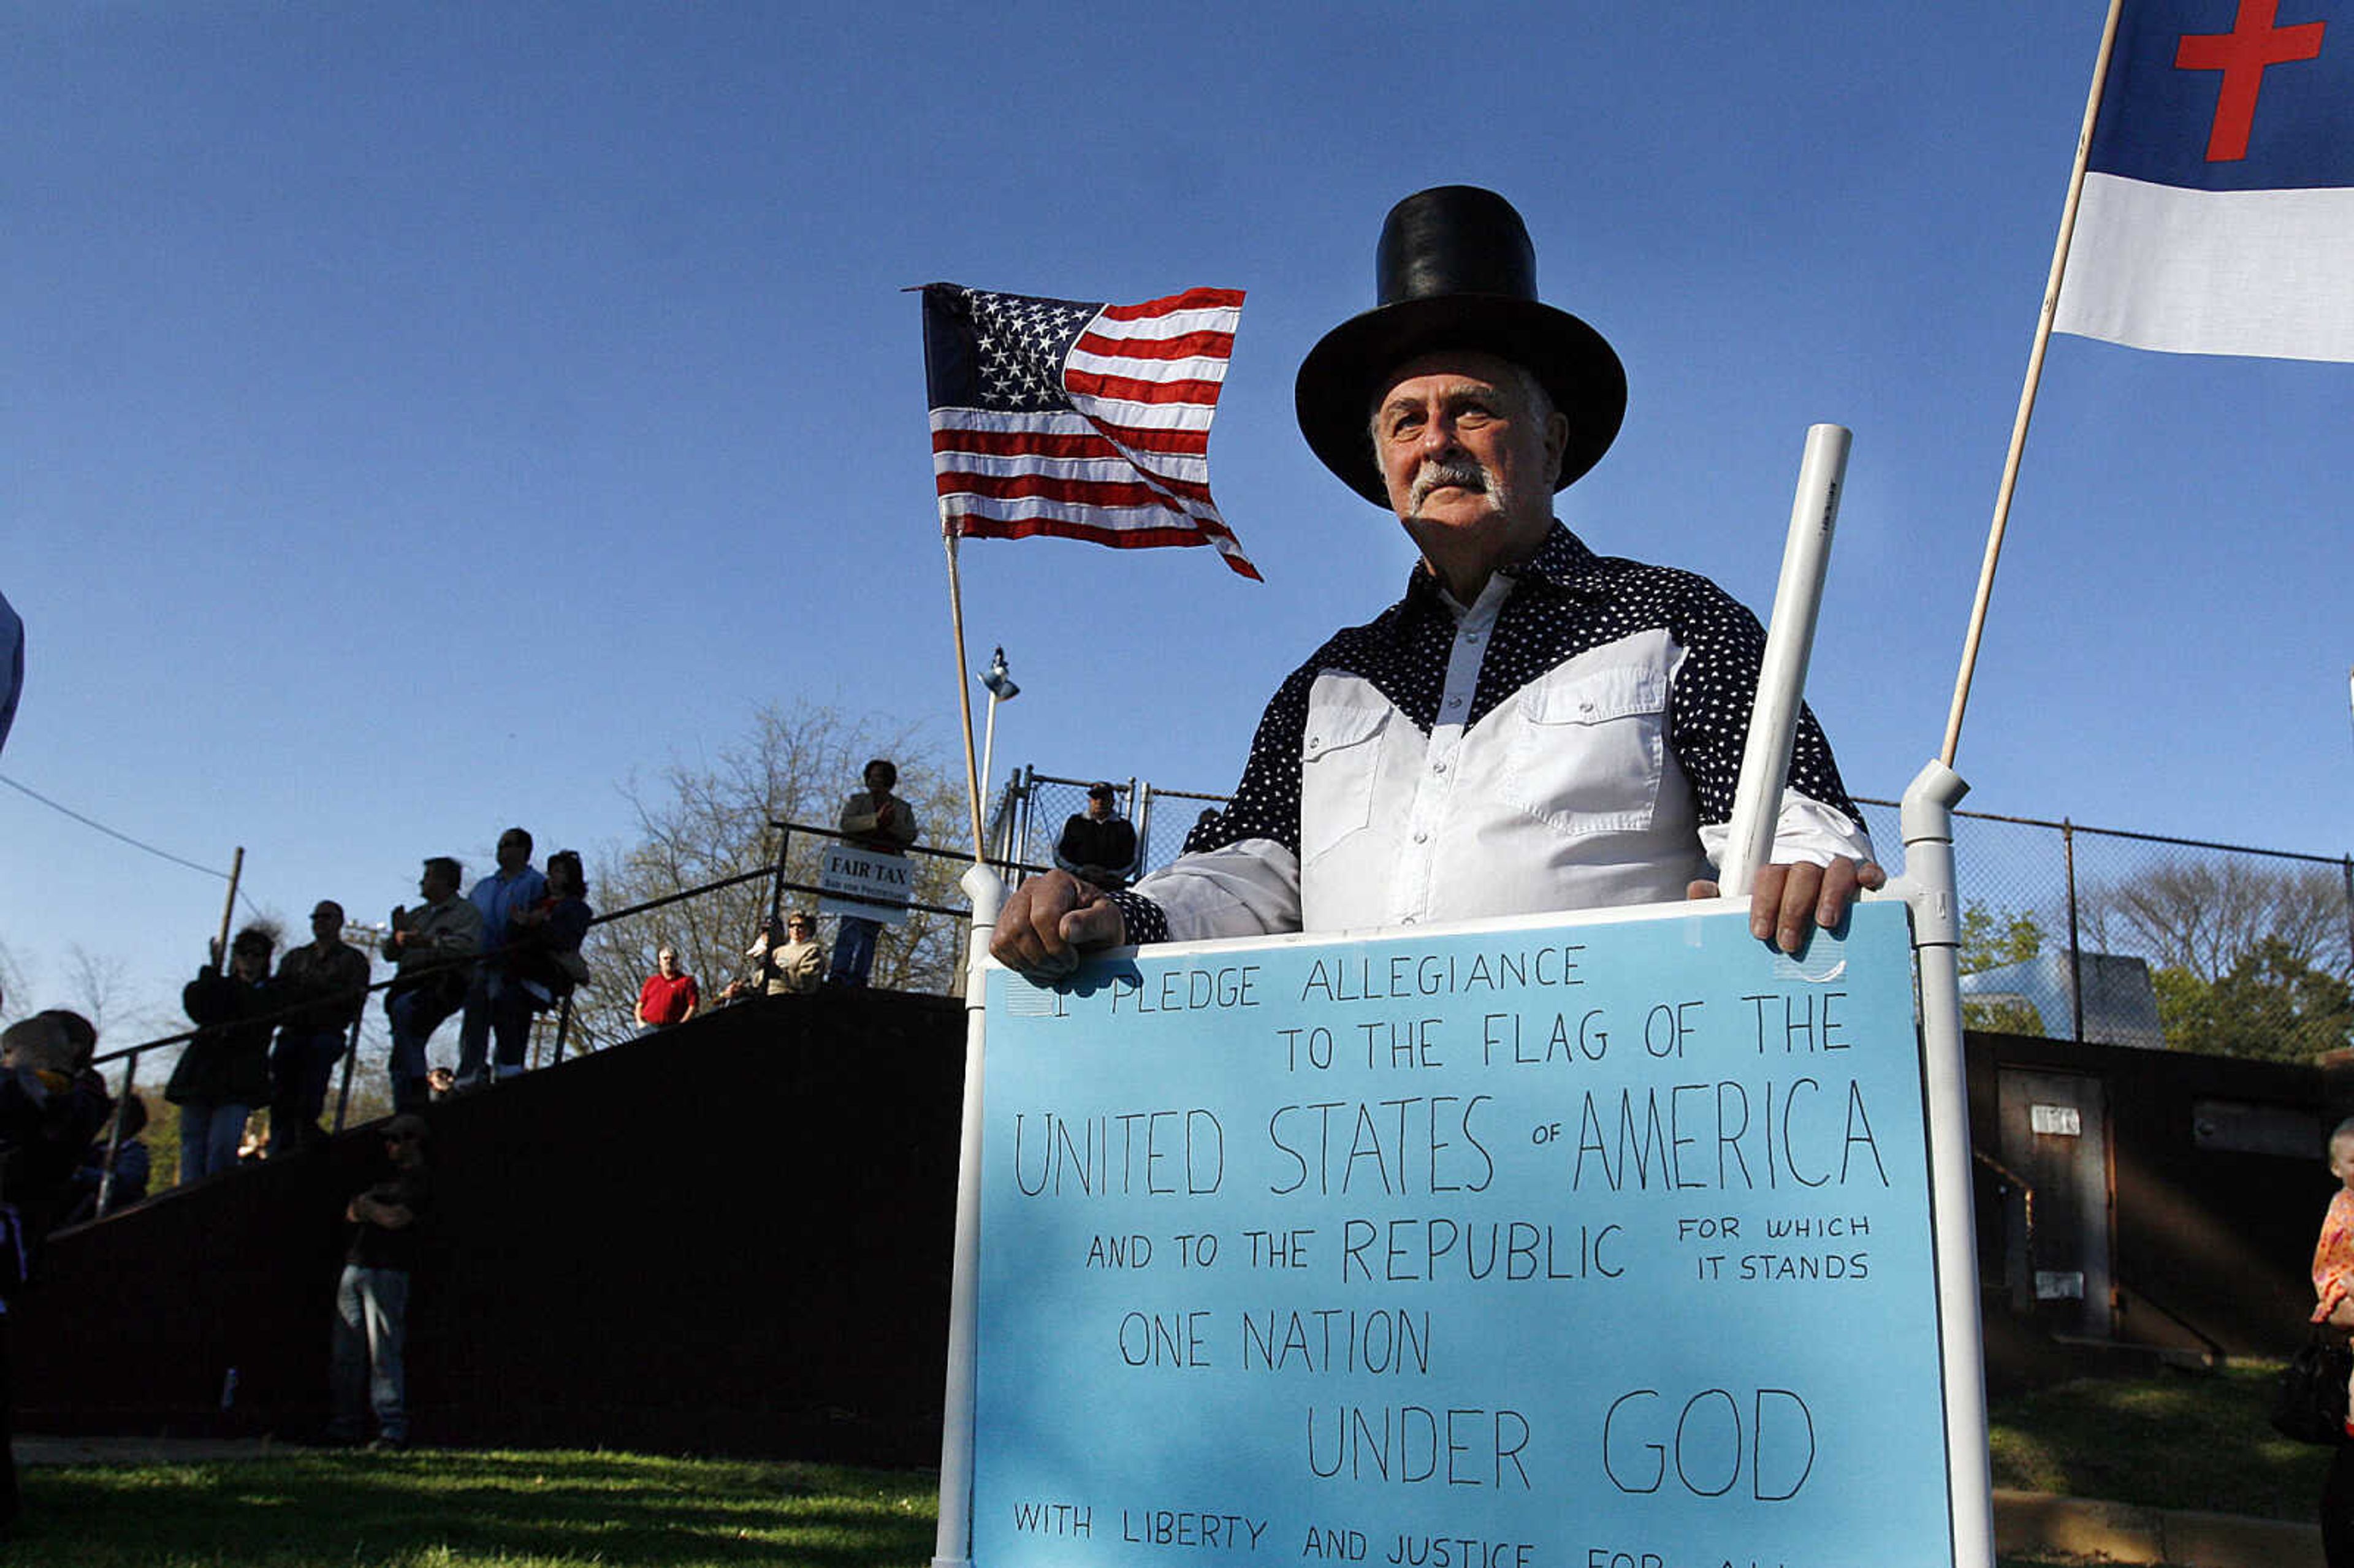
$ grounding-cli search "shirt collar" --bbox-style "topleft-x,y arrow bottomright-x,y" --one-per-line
1403,520 -> 1601,607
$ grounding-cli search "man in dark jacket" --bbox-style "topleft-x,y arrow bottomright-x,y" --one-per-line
173,926 -> 276,1183
1053,782 -> 1139,890
269,902 -> 371,1156
329,1113 -> 432,1450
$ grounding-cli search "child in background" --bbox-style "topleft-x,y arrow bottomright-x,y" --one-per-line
2310,1117 -> 2354,1437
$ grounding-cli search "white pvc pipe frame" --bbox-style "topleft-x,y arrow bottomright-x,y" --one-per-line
933,427 -> 1992,1568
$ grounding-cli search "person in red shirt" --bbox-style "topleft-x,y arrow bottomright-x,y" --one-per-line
633,948 -> 699,1034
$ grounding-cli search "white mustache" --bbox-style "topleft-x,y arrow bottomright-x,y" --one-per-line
1409,459 -> 1494,509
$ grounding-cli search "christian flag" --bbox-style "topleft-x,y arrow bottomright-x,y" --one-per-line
921,283 -> 1260,581
0,588 -> 20,758
2056,0 -> 2354,360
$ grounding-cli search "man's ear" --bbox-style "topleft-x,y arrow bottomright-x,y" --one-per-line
1543,409 -> 1571,487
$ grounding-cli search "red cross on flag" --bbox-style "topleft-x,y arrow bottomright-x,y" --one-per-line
2055,0 -> 2354,360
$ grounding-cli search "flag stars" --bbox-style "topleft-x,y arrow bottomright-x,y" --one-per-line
965,289 -> 1078,411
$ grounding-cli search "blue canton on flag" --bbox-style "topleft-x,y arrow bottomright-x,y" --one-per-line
2057,0 -> 2354,359
922,283 -> 1258,581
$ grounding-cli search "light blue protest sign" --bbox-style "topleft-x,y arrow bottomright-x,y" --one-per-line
973,898 -> 1951,1568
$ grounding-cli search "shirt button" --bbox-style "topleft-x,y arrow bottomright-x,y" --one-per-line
1400,915 -> 1418,926
1463,631 -> 1481,643
1412,830 -> 1428,843
1431,759 -> 1447,774
1444,696 -> 1462,709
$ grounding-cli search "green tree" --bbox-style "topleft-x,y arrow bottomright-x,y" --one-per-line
2083,861 -> 2354,1060
570,701 -> 970,1049
1958,900 -> 2047,1037
2150,938 -> 2354,1061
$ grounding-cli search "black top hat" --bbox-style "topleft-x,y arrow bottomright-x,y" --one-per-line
1294,186 -> 1626,507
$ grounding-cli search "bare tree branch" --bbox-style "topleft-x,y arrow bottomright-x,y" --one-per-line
571,702 -> 969,1048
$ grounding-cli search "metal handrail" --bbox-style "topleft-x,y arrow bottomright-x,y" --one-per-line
80,821 -> 1016,1219
2111,1271 -> 2229,1362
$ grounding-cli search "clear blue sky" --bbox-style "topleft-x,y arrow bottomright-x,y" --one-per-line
6,2 -> 2350,1044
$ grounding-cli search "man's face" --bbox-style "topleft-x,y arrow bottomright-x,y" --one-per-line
787,919 -> 812,943
231,943 -> 269,980
311,905 -> 343,945
1371,351 -> 1569,578
864,764 -> 893,796
658,950 -> 680,976
421,866 -> 457,903
497,831 -> 531,873
1087,793 -> 1113,821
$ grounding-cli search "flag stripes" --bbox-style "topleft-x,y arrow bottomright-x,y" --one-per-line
921,283 -> 1259,580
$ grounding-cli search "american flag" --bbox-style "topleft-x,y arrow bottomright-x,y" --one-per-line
921,283 -> 1259,581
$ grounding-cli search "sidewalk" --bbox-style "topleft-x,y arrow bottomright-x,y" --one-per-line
1995,1488 -> 2323,1567
17,1434 -> 284,1467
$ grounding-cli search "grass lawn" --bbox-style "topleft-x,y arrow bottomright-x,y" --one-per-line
10,1367 -> 2332,1566
17,1448 -> 939,1567
1989,1360 -> 2333,1523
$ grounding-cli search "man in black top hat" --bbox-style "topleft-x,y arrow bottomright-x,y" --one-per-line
993,186 -> 1878,977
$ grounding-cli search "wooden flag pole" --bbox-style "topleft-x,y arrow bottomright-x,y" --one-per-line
942,528 -> 988,864
212,845 -> 246,973
1942,0 -> 2125,770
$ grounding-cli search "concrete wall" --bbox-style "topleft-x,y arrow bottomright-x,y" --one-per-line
1967,1029 -> 2341,1363
13,987 -> 965,1462
17,997 -> 2347,1455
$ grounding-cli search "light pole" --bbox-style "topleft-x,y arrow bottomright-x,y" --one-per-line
979,647 -> 1019,856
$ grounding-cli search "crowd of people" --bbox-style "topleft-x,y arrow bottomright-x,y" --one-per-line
169,829 -> 595,1166
0,745 -> 927,1483
0,984 -> 432,1495
148,758 -> 937,1177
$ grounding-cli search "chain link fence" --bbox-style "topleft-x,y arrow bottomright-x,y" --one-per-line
1851,797 -> 2353,1052
983,769 -> 1231,882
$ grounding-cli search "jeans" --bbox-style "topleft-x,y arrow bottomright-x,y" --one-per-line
826,917 -> 882,987
387,988 -> 456,1111
177,1102 -> 251,1184
455,973 -> 534,1089
330,1265 -> 409,1444
268,1029 -> 347,1155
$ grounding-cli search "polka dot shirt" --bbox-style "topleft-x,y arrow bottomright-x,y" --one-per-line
1113,522 -> 1864,943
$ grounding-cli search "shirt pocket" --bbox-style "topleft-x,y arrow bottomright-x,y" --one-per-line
1498,663 -> 1668,840
1298,701 -> 1391,866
